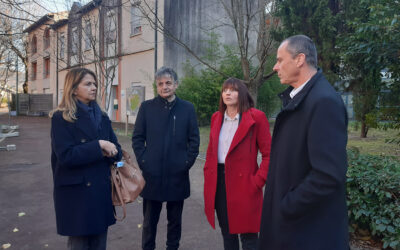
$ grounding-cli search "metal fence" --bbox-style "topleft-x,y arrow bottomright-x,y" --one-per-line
12,94 -> 53,116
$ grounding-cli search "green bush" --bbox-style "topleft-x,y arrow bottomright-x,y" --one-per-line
257,74 -> 285,117
177,37 -> 284,124
177,40 -> 244,126
177,55 -> 243,126
177,70 -> 222,126
347,149 -> 400,249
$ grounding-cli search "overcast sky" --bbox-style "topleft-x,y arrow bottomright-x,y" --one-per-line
39,0 -> 91,13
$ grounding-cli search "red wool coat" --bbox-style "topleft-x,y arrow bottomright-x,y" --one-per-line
203,108 -> 271,234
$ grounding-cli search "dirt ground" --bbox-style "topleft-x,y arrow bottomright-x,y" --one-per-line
0,112 -> 377,250
0,114 -> 221,250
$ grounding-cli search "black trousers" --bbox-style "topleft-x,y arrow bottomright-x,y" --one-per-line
142,199 -> 184,250
215,164 -> 258,250
67,231 -> 108,250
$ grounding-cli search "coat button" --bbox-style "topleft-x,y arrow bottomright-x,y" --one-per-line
86,182 -> 91,187
239,173 -> 243,177
81,138 -> 86,143
142,159 -> 145,163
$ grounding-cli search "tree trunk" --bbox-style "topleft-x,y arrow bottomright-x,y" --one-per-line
23,59 -> 28,93
360,121 -> 368,138
247,79 -> 258,106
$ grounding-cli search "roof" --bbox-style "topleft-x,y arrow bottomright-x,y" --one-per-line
23,14 -> 54,33
50,19 -> 69,30
23,11 -> 69,33
78,0 -> 102,14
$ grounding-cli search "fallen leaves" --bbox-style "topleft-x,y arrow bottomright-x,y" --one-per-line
2,243 -> 11,249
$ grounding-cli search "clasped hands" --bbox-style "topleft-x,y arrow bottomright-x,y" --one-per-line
99,140 -> 118,158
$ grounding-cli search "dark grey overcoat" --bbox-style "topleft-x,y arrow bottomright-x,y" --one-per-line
258,70 -> 349,249
132,96 -> 200,201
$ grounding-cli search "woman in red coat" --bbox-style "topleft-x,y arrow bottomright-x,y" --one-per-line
203,78 -> 271,250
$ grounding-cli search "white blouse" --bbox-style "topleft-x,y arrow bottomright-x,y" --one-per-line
218,112 -> 240,164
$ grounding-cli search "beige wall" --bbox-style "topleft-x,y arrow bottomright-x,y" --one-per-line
81,9 -> 99,65
27,21 -> 54,94
49,24 -> 68,106
120,1 -> 155,55
26,1 -> 167,122
120,50 -> 155,123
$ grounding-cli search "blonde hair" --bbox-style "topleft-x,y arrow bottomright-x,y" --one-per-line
49,68 -> 98,122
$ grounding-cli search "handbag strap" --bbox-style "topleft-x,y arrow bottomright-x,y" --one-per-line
112,150 -> 137,221
112,166 -> 127,221
122,149 -> 132,165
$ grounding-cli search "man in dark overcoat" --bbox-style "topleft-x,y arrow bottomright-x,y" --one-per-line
132,66 -> 200,250
258,35 -> 349,249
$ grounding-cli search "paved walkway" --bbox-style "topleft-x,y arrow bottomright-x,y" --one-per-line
0,114 -> 222,250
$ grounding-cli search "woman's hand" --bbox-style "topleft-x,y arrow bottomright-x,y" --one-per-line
99,140 -> 118,157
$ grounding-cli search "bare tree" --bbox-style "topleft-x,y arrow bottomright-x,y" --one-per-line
138,0 -> 278,104
79,0 -> 120,113
0,0 -> 55,94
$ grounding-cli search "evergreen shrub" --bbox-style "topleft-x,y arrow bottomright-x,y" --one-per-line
347,149 -> 400,249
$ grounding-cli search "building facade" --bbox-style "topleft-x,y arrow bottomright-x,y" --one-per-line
25,0 -> 164,123
24,0 -> 248,122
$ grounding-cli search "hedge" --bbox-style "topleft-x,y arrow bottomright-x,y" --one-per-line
347,149 -> 400,249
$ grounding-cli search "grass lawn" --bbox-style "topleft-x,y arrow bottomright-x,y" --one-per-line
114,120 -> 400,160
347,122 -> 400,159
199,121 -> 400,160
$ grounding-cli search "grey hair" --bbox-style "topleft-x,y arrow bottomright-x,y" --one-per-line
155,66 -> 178,84
282,35 -> 318,69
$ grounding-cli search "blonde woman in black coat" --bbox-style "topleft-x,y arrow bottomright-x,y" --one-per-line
50,68 -> 122,250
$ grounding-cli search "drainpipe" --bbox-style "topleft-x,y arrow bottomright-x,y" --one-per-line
56,30 -> 59,106
154,0 -> 158,74
16,57 -> 19,115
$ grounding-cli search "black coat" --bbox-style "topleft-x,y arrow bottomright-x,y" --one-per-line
132,96 -> 200,201
51,106 -> 122,236
258,70 -> 349,249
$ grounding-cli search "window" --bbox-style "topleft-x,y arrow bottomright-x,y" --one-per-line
71,27 -> 78,55
130,4 -> 141,35
43,28 -> 50,49
43,57 -> 50,78
60,33 -> 65,59
31,35 -> 37,54
31,62 -> 37,80
84,21 -> 92,50
105,10 -> 117,44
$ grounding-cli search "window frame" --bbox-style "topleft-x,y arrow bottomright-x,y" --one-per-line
84,20 -> 92,51
43,28 -> 50,49
31,61 -> 37,80
71,27 -> 78,55
59,33 -> 65,59
130,3 -> 142,36
105,9 -> 117,44
43,57 -> 50,78
31,35 -> 37,54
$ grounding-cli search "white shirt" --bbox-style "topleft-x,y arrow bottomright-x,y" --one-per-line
218,112 -> 240,164
290,79 -> 310,99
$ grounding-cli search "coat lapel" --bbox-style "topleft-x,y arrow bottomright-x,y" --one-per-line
211,112 -> 223,157
75,108 -> 98,140
279,70 -> 323,112
227,110 -> 255,156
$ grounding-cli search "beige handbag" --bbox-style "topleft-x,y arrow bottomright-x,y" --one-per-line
111,149 -> 145,220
